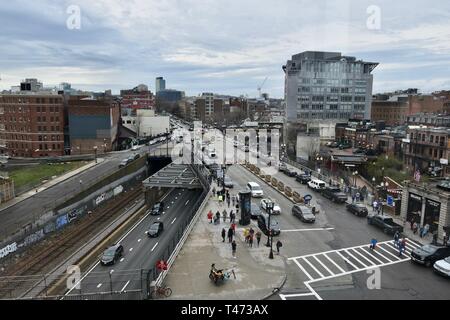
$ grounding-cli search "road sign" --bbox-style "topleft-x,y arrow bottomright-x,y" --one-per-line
387,195 -> 394,206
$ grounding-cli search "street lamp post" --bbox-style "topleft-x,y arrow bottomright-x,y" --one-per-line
93,146 -> 98,163
265,201 -> 274,259
353,170 -> 358,187
372,177 -> 376,196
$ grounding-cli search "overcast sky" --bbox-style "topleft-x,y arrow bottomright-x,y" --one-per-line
1,0 -> 450,98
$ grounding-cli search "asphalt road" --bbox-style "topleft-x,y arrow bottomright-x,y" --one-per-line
65,187 -> 203,296
0,143 -> 162,240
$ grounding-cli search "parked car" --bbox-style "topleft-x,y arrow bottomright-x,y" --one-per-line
247,182 -> 264,198
284,168 -> 298,177
119,159 -> 129,168
367,214 -> 404,235
307,179 -> 326,191
257,213 -> 281,236
346,203 -> 369,217
260,198 -> 281,215
411,245 -> 450,267
338,142 -> 352,150
321,186 -> 347,203
147,222 -> 164,238
131,145 -> 142,151
100,244 -> 124,266
292,204 -> 316,223
296,174 -> 311,184
433,256 -> 450,277
250,203 -> 262,220
150,202 -> 164,216
133,153 -> 140,160
329,141 -> 340,148
278,163 -> 288,173
223,175 -> 234,188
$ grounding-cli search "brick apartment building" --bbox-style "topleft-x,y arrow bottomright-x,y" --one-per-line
0,94 -> 65,157
371,91 -> 448,126
403,127 -> 450,175
68,96 -> 120,155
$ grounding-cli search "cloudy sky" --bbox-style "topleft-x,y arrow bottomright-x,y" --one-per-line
1,0 -> 450,98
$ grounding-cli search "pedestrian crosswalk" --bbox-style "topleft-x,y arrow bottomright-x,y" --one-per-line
288,239 -> 422,283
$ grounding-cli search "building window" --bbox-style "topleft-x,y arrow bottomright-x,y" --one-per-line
38,135 -> 42,141
37,116 -> 41,122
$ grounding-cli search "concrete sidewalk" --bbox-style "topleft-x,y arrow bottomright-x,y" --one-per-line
165,182 -> 286,300
0,158 -> 105,212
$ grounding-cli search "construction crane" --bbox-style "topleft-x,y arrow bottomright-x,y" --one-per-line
257,77 -> 268,98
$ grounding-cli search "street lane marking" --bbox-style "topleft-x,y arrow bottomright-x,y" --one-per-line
120,280 -> 130,293
377,245 -> 402,260
97,283 -> 102,289
185,200 -> 190,205
151,242 -> 159,252
302,257 -> 325,278
335,251 -> 359,270
129,248 -> 133,252
171,218 -> 177,225
343,249 -> 369,268
282,228 -> 334,232
293,259 -> 313,281
323,254 -> 345,273
138,239 -> 141,242
280,293 -> 316,300
120,258 -> 124,262
110,270 -> 114,273
157,217 -> 160,220
312,256 -> 334,276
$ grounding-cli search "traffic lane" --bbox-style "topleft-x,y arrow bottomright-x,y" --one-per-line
123,189 -> 203,292
78,189 -> 201,293
311,259 -> 450,300
76,188 -> 185,293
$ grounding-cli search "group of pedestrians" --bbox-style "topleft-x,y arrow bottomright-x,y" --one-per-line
207,209 -> 236,225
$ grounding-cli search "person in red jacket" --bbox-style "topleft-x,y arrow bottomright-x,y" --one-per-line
207,210 -> 213,223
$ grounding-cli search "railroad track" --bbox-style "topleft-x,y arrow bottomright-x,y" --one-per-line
0,187 -> 144,298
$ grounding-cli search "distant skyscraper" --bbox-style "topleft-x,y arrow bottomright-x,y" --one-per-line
283,51 -> 378,124
155,77 -> 166,93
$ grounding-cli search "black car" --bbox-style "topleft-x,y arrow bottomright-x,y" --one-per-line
150,202 -> 164,215
292,204 -> 315,223
100,244 -> 124,266
411,245 -> 450,267
296,174 -> 311,184
257,214 -> 281,236
147,222 -> 164,237
250,203 -> 262,220
284,168 -> 297,177
346,203 -> 368,217
321,186 -> 347,203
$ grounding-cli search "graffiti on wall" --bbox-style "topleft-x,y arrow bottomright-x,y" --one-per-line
0,242 -> 17,259
56,214 -> 69,230
18,229 -> 44,248
67,205 -> 87,223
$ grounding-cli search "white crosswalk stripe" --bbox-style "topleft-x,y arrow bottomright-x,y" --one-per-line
287,239 -> 420,283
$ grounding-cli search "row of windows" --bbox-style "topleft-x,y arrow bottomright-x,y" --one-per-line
297,112 -> 353,119
298,104 -> 363,111
37,116 -> 60,122
6,142 -> 61,151
1,134 -> 62,141
0,106 -> 60,113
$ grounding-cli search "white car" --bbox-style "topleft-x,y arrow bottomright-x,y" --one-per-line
433,256 -> 450,277
131,145 -> 142,151
260,198 -> 281,215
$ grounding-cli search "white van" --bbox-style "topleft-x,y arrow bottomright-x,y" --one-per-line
307,178 -> 326,191
247,182 -> 264,198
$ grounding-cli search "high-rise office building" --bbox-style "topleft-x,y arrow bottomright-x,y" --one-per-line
283,51 -> 378,124
155,77 -> 166,93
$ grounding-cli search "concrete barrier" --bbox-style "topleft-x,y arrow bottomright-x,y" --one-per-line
271,177 -> 278,187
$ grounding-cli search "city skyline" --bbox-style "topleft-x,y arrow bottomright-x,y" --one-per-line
1,0 -> 450,97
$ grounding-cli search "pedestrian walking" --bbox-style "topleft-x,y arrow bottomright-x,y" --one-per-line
352,195 -> 356,203
413,222 -> 418,234
256,231 -> 262,247
212,187 -> 216,198
218,195 -> 223,206
244,228 -> 249,243
207,210 -> 213,224
398,238 -> 407,256
419,225 -> 424,238
215,211 -> 220,224
221,228 -> 226,242
231,240 -> 237,258
232,195 -> 236,206
249,227 -> 255,238
230,210 -> 235,223
432,232 -> 438,245
443,233 -> 448,246
372,200 -> 378,212
410,219 -> 414,230
222,209 -> 227,222
369,238 -> 378,250
231,222 -> 236,235
227,227 -> 234,243
394,231 -> 400,248
276,240 -> 283,254
248,235 -> 253,248
227,197 -> 231,208
423,224 -> 430,237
